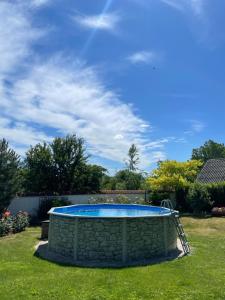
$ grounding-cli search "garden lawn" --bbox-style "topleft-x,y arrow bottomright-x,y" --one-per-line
1,217 -> 225,300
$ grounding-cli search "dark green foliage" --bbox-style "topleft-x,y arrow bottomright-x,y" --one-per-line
101,170 -> 145,190
0,139 -> 21,212
187,183 -> 212,214
51,135 -> 87,194
76,164 -> 107,193
175,187 -> 190,212
192,140 -> 225,162
148,191 -> 171,206
37,197 -> 71,220
24,143 -> 54,194
207,182 -> 225,207
23,135 -> 106,195
114,169 -> 145,190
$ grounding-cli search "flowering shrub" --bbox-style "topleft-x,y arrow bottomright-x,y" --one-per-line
212,207 -> 225,217
12,211 -> 29,233
0,211 -> 29,237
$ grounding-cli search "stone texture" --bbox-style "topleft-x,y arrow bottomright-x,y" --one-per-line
48,214 -> 177,266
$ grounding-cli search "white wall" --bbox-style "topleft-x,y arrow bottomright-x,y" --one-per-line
8,193 -> 146,216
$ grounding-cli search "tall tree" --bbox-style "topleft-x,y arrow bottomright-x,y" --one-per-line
24,135 -> 106,195
127,144 -> 139,171
0,139 -> 20,212
192,140 -> 225,163
24,142 -> 54,194
51,135 -> 87,193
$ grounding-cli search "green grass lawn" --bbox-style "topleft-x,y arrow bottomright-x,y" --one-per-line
1,218 -> 225,300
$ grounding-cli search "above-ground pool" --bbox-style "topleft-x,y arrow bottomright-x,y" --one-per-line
48,204 -> 178,267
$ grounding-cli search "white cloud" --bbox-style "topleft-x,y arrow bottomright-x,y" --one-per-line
184,120 -> 205,136
0,1 -> 173,169
0,117 -> 52,149
127,51 -> 158,64
0,2 -> 41,76
74,13 -> 120,31
1,58 -> 153,166
30,0 -> 50,7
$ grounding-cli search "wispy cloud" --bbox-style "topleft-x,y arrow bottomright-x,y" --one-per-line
184,119 -> 205,136
127,51 -> 159,65
74,13 -> 120,31
31,0 -> 51,7
161,0 -> 205,18
0,1 -> 172,168
190,120 -> 205,133
0,2 -> 41,76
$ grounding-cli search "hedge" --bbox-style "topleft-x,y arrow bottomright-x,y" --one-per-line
149,182 -> 225,214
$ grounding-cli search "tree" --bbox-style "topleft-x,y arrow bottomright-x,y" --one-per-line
23,134 -> 106,194
51,135 -> 87,193
0,139 -> 20,212
24,142 -> 54,194
114,169 -> 145,190
192,140 -> 225,163
145,160 -> 203,192
126,144 -> 139,171
76,164 -> 107,193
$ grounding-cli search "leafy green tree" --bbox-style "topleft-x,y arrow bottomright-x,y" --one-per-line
76,164 -> 107,193
114,169 -> 145,190
24,142 -> 54,194
126,144 -> 139,171
24,134 -> 106,194
0,139 -> 20,212
51,135 -> 87,193
192,140 -> 225,162
145,160 -> 203,191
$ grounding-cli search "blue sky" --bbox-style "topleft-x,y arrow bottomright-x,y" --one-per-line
1,0 -> 225,173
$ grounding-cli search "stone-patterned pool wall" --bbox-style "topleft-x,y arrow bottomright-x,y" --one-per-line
48,214 -> 177,266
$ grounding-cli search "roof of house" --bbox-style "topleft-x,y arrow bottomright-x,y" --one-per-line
197,158 -> 225,183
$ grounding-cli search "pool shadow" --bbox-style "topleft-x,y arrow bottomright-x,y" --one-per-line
34,240 -> 185,269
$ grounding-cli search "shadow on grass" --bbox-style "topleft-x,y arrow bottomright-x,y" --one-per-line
180,213 -> 213,219
34,241 -> 184,270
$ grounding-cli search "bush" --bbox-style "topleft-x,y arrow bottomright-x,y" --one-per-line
175,187 -> 190,212
0,217 -> 13,236
207,182 -> 225,207
187,183 -> 213,214
0,211 -> 29,237
12,211 -> 29,233
148,191 -> 171,206
37,197 -> 71,220
212,207 -> 225,217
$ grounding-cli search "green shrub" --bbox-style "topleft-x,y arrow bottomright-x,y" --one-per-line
207,182 -> 225,207
175,187 -> 190,212
37,197 -> 71,220
149,191 -> 171,206
187,183 -> 213,214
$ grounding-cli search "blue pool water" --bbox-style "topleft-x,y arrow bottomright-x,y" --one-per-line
50,204 -> 172,218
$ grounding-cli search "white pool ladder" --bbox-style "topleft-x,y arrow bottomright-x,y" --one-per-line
161,199 -> 190,255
